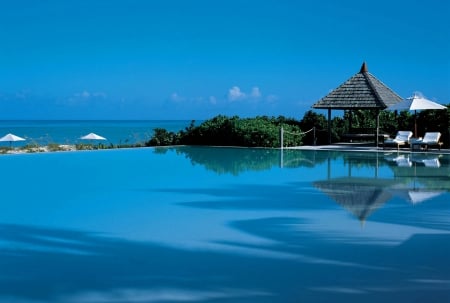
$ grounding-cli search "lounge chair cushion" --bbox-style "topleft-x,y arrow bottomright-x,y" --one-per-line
411,132 -> 442,150
385,131 -> 413,144
421,132 -> 441,144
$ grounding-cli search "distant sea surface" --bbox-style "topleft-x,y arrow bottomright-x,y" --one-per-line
0,120 -> 196,146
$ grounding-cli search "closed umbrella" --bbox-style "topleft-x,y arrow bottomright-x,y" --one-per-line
387,93 -> 447,137
0,133 -> 26,149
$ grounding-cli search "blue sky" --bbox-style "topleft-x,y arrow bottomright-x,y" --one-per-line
0,0 -> 449,120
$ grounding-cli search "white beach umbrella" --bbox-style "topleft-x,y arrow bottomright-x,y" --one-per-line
388,94 -> 446,111
80,132 -> 107,140
0,133 -> 26,148
79,132 -> 107,149
387,93 -> 447,137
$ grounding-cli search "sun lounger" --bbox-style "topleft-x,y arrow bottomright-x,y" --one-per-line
383,131 -> 413,150
410,132 -> 442,151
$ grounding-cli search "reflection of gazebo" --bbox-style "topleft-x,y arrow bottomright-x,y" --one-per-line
314,177 -> 395,223
312,62 -> 403,145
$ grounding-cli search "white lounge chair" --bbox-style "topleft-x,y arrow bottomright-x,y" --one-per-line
383,131 -> 413,150
411,132 -> 442,151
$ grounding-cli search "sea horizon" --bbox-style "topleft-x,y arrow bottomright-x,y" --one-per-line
0,120 -> 198,146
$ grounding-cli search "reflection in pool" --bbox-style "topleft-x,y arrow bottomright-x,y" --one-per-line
0,147 -> 449,302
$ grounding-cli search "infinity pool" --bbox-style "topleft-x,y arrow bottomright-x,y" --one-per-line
1,147 -> 449,302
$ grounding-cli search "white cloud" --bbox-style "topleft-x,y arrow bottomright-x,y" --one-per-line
209,96 -> 217,104
228,86 -> 246,101
169,92 -> 185,102
77,90 -> 91,98
74,91 -> 107,99
228,86 -> 265,101
266,94 -> 279,103
14,90 -> 31,99
92,92 -> 107,98
250,86 -> 261,98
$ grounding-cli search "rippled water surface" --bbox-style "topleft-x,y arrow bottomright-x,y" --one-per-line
1,147 -> 449,302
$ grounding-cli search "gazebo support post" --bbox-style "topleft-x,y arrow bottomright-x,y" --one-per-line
414,110 -> 418,138
348,110 -> 353,133
327,108 -> 332,144
376,110 -> 380,147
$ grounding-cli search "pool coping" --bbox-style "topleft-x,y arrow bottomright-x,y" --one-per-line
286,143 -> 450,155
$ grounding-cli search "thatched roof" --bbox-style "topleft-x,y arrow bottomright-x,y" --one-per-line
312,62 -> 403,109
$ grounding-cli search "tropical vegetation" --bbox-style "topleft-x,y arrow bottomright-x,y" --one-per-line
146,105 -> 450,148
147,115 -> 304,148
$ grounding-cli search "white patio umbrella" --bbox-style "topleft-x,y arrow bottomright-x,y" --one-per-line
80,133 -> 107,140
387,93 -> 447,137
80,133 -> 107,148
0,133 -> 26,148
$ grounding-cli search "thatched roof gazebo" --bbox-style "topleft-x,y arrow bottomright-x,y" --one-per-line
312,62 -> 403,145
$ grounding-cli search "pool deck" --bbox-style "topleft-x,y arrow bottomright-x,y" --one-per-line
288,142 -> 450,155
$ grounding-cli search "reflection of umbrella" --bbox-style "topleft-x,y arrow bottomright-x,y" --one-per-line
387,93 -> 447,137
0,133 -> 26,148
406,190 -> 444,204
80,133 -> 107,140
389,188 -> 445,204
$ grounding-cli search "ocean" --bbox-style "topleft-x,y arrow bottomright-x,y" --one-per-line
0,120 -> 195,146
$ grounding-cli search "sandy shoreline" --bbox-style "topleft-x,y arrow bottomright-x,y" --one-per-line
3,144 -> 77,154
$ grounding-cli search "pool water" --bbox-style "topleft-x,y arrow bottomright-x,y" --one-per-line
0,147 -> 449,302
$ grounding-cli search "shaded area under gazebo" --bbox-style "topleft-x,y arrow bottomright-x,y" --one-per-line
312,62 -> 403,145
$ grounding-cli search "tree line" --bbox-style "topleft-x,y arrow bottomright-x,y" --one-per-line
146,106 -> 450,148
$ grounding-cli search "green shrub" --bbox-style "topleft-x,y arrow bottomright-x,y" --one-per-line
147,115 -> 303,148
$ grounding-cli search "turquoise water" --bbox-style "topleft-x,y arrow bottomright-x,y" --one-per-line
0,147 -> 449,302
0,120 -> 194,146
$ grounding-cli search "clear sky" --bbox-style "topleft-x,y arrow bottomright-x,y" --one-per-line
0,0 -> 449,120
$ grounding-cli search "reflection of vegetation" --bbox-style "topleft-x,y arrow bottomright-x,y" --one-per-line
169,146 -> 450,193
174,146 -> 280,176
167,146 -> 391,176
170,146 -> 325,175
342,152 -> 383,169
